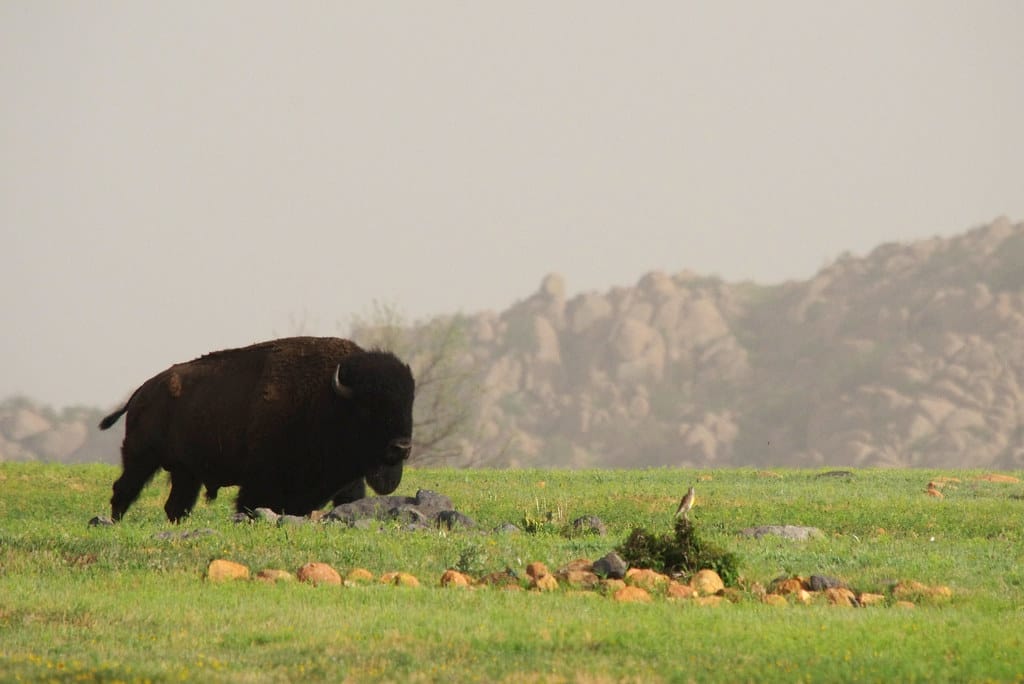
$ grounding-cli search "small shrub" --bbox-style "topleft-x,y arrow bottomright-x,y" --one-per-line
454,543 -> 489,576
617,518 -> 741,586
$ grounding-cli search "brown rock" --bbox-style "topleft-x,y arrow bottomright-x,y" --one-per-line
346,568 -> 374,584
560,570 -> 599,588
976,474 -> 1020,483
795,589 -> 813,605
297,562 -> 341,586
892,580 -> 927,598
559,558 -> 594,574
613,586 -> 653,603
440,569 -> 472,588
625,568 -> 670,590
531,574 -> 558,592
691,569 -> 725,596
762,594 -> 788,606
771,577 -> 807,595
895,600 -> 916,609
600,579 -> 627,594
476,571 -> 520,589
695,596 -> 724,607
824,587 -> 858,607
858,592 -> 886,606
925,486 -> 944,499
526,562 -> 550,579
667,582 -> 696,600
380,572 -> 420,587
255,569 -> 294,583
207,559 -> 250,582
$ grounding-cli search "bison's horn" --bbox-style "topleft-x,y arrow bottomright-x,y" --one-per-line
332,365 -> 354,399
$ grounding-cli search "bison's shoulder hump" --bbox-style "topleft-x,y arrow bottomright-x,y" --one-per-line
195,337 -> 363,363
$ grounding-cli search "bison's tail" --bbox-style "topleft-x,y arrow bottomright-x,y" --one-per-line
98,404 -> 129,430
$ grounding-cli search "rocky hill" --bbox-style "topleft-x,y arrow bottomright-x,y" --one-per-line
4,217 -> 1023,469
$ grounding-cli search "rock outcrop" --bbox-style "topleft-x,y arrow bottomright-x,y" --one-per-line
5,217 -> 1023,469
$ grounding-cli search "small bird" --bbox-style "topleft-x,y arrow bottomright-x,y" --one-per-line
675,486 -> 696,520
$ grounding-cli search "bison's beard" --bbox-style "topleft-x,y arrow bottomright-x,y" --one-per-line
365,463 -> 404,495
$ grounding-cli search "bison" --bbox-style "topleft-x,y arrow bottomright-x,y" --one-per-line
99,336 -> 415,522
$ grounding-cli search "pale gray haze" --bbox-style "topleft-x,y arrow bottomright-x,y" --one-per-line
2,2 -> 1022,408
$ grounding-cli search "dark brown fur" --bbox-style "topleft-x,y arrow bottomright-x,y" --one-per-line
100,337 -> 415,522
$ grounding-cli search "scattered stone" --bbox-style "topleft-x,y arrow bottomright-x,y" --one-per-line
380,572 -> 421,587
613,586 -> 652,603
297,562 -> 342,586
277,514 -> 309,526
893,581 -> 952,602
762,594 -> 788,606
976,474 -> 1020,484
154,528 -> 217,541
925,485 -> 944,499
324,489 -> 472,529
346,568 -> 375,584
494,523 -> 522,534
667,582 -> 696,600
231,512 -> 252,524
858,592 -> 886,606
808,575 -> 845,592
625,568 -> 670,591
255,569 -> 295,583
531,574 -> 558,592
695,596 -> 724,607
592,552 -> 628,579
414,489 -> 456,512
253,508 -> 280,523
440,569 -> 473,588
526,562 -> 550,579
561,570 -> 600,588
88,516 -> 114,527
476,569 -> 520,589
795,589 -> 813,605
691,569 -> 725,596
207,559 -> 250,582
770,577 -> 808,595
436,510 -> 476,529
388,505 -> 428,525
570,515 -> 607,536
600,579 -> 627,594
824,587 -> 858,607
741,525 -> 823,540
559,558 -> 595,573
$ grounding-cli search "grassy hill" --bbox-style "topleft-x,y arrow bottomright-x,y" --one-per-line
2,463 -> 1023,681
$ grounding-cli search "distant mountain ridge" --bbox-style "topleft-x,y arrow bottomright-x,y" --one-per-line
4,216 -> 1023,468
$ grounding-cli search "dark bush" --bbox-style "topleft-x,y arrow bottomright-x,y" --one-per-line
617,518 -> 741,586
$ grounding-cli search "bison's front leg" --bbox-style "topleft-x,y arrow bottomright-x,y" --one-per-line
164,469 -> 202,522
332,479 -> 367,506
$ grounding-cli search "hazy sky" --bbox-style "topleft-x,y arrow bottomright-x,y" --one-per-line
3,2 -> 1022,408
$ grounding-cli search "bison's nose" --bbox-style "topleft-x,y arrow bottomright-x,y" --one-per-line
387,437 -> 413,463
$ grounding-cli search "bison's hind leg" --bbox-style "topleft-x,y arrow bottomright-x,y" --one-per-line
164,469 -> 202,523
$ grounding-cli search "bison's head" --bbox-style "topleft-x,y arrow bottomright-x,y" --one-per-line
332,350 -> 415,494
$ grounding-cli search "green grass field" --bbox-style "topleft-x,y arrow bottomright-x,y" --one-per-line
1,463 -> 1023,682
